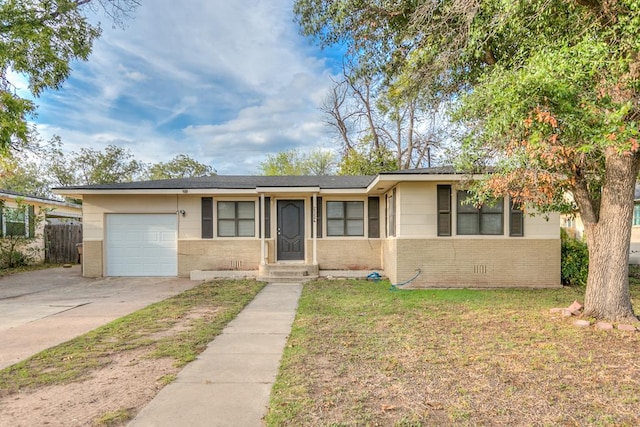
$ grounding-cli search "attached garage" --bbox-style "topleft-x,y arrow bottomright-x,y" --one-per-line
105,214 -> 178,276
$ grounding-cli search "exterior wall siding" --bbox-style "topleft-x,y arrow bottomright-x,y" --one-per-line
394,238 -> 561,288
177,240 -> 261,276
383,238 -> 397,282
312,239 -> 382,270
82,240 -> 103,277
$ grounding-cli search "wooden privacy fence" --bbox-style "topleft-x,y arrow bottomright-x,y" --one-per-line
45,223 -> 83,264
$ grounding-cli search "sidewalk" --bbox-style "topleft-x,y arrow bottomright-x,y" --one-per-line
128,282 -> 302,427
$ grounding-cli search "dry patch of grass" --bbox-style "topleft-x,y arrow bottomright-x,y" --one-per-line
267,280 -> 640,426
0,279 -> 264,427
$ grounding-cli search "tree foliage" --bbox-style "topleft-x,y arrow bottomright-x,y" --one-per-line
45,143 -> 146,186
146,154 -> 215,180
258,148 -> 337,176
0,0 -> 139,153
338,144 -> 398,176
295,0 -> 640,321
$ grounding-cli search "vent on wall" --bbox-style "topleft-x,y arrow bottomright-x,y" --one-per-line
231,260 -> 243,270
473,265 -> 487,274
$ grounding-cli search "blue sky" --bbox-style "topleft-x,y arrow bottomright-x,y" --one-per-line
19,0 -> 345,175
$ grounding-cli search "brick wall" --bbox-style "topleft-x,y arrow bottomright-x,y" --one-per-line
390,238 -> 561,288
313,239 -> 382,270
178,240 -> 261,276
82,240 -> 103,278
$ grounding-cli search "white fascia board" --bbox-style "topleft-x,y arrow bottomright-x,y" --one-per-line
53,188 -> 259,197
366,174 -> 486,192
256,186 -> 321,193
318,188 -> 369,195
1,192 -> 81,209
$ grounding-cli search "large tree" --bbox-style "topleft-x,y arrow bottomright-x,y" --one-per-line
146,154 -> 215,180
321,58 -> 447,173
0,0 -> 139,153
295,0 -> 640,321
46,143 -> 146,186
258,148 -> 337,176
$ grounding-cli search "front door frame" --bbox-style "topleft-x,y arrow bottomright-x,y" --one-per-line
276,199 -> 305,261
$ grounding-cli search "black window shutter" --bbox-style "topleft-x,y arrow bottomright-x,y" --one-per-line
312,197 -> 323,238
368,197 -> 380,238
264,197 -> 271,239
201,197 -> 213,238
28,205 -> 35,238
437,185 -> 452,236
388,189 -> 396,237
510,200 -> 524,237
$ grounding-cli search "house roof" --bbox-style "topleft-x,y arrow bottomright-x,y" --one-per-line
53,175 -> 377,191
52,167 -> 490,198
0,189 -> 81,209
379,166 -> 459,175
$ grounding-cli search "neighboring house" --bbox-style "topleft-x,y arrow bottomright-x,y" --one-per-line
53,167 -> 560,288
562,184 -> 640,264
630,185 -> 640,264
0,189 -> 83,263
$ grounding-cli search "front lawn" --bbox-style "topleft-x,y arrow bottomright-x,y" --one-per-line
266,280 -> 640,426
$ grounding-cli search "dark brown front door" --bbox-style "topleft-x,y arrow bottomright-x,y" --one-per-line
277,200 -> 305,261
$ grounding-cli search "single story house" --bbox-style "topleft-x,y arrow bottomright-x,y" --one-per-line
0,189 -> 82,263
53,167 -> 560,288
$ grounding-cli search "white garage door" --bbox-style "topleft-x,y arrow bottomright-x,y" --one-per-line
106,214 -> 177,276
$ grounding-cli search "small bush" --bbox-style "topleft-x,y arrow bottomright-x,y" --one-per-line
561,228 -> 589,287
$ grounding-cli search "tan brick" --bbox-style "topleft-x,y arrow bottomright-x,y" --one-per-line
82,240 -> 103,278
386,238 -> 561,288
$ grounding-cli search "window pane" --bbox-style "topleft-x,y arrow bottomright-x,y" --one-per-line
218,202 -> 235,219
346,201 -> 363,219
5,208 -> 26,237
481,213 -> 503,235
238,219 -> 255,237
481,198 -> 504,213
326,202 -> 344,219
218,219 -> 236,237
457,191 -> 478,213
346,219 -> 364,236
457,214 -> 479,235
327,219 -> 344,236
6,222 -> 26,237
237,202 -> 255,219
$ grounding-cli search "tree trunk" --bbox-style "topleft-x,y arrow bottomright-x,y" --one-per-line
582,148 -> 640,322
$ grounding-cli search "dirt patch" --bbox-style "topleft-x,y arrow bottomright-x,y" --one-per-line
0,348 -> 177,426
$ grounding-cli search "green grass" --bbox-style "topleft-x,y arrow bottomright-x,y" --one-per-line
94,408 -> 135,426
266,279 -> 640,427
0,279 -> 264,395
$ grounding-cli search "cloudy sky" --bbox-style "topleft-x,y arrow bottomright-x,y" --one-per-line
24,0 -> 345,175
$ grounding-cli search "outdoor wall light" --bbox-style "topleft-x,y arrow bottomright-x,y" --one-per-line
179,210 -> 186,217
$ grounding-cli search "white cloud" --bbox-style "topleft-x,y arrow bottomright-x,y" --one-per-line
31,0 -> 342,175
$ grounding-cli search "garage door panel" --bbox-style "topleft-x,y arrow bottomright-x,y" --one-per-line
106,214 -> 177,277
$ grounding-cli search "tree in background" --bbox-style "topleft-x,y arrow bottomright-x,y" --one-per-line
0,153 -> 50,197
337,143 -> 397,176
45,143 -> 146,186
320,60 -> 446,174
146,154 -> 215,180
295,0 -> 640,321
0,0 -> 139,153
258,148 -> 337,176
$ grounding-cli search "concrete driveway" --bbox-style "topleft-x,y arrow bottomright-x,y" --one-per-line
0,266 -> 199,370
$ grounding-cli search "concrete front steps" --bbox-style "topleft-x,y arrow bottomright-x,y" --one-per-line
257,264 -> 319,283
190,266 -> 382,282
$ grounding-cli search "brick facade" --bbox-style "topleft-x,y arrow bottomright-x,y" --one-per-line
386,238 -> 561,288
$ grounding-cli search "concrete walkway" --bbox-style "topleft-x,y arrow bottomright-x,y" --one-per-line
128,282 -> 302,427
0,266 -> 199,369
